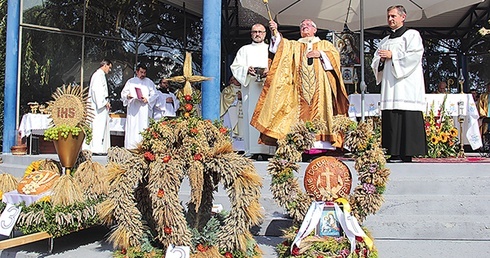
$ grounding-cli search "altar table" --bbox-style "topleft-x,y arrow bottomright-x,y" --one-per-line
19,113 -> 126,137
18,113 -> 127,153
347,93 -> 483,150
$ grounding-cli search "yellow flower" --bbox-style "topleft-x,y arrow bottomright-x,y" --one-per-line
24,160 -> 41,177
450,128 -> 458,137
430,135 -> 439,144
0,190 -> 3,200
37,196 -> 51,203
440,133 -> 448,143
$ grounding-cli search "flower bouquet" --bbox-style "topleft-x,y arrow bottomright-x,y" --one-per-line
424,96 -> 460,158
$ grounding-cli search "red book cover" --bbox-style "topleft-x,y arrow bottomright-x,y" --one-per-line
135,87 -> 143,99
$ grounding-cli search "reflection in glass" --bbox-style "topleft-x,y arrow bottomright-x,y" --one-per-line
19,0 -> 203,116
20,28 -> 82,115
22,0 -> 84,31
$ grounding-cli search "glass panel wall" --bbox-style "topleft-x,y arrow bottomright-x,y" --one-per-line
20,28 -> 82,114
19,0 -> 202,114
23,0 -> 84,31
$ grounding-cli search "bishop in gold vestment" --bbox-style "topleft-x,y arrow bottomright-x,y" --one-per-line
251,19 -> 349,147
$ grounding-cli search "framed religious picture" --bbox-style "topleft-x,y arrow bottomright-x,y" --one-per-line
342,67 -> 354,84
315,206 -> 342,237
334,32 -> 361,66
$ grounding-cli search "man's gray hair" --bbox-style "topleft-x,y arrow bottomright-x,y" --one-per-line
387,5 -> 407,16
300,19 -> 317,28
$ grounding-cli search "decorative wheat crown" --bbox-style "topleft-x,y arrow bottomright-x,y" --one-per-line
46,84 -> 93,129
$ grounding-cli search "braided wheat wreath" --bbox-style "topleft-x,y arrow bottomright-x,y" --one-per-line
99,117 -> 263,257
269,118 -> 390,257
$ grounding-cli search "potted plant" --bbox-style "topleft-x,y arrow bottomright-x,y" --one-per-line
43,84 -> 93,173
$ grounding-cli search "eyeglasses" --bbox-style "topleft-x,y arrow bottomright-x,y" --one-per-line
251,30 -> 266,34
300,23 -> 315,29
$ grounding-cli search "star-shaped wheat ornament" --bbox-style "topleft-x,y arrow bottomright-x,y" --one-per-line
166,52 -> 210,96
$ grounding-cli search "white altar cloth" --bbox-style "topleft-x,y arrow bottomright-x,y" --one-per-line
19,113 -> 126,136
2,190 -> 50,206
18,114 -> 52,138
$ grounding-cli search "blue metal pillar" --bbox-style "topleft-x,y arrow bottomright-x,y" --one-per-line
3,0 -> 20,153
201,0 -> 221,120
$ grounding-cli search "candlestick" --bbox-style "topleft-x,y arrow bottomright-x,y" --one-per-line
457,101 -> 465,158
458,69 -> 465,94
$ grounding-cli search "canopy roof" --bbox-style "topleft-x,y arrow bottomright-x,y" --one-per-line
160,0 -> 490,38
162,0 -> 490,53
165,0 -> 488,34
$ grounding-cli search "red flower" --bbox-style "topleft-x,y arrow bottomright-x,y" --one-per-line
185,103 -> 193,111
164,226 -> 172,235
282,241 -> 289,247
291,246 -> 300,256
152,132 -> 159,139
184,94 -> 192,101
317,256 -> 324,258
121,248 -> 127,255
190,128 -> 199,134
355,236 -> 364,242
144,151 -> 155,161
161,121 -> 167,126
196,243 -> 207,252
219,127 -> 228,134
162,155 -> 171,163
194,153 -> 203,161
157,188 -> 164,198
224,252 -> 233,258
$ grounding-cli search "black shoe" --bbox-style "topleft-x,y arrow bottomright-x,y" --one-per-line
401,156 -> 412,162
387,156 -> 403,163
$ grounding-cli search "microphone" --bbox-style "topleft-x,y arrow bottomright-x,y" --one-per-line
308,57 -> 313,65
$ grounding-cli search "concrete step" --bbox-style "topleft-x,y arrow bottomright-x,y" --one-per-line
373,239 -> 490,257
378,195 -> 490,215
364,214 -> 490,239
0,154 -> 107,178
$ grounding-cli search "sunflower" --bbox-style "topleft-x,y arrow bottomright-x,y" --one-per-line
449,128 -> 458,137
440,133 -> 448,143
24,160 -> 41,177
37,195 -> 51,203
430,135 -> 439,144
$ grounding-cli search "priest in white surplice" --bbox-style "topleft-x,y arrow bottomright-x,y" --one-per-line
371,5 -> 427,162
230,23 -> 275,157
83,59 -> 112,154
121,64 -> 157,149
153,78 -> 180,120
